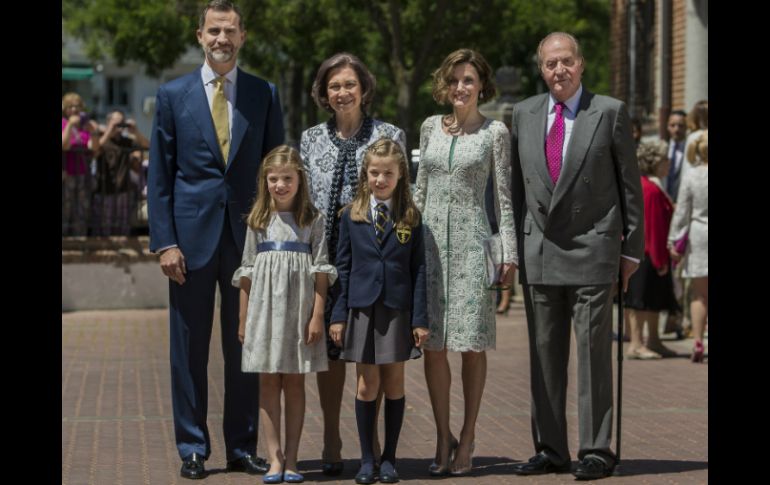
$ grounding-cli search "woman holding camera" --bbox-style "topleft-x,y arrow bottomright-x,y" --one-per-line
62,92 -> 100,236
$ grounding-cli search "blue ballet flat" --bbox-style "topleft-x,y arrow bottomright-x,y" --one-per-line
283,471 -> 304,483
263,471 -> 284,484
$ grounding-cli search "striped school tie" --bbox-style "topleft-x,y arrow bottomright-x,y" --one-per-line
374,203 -> 389,245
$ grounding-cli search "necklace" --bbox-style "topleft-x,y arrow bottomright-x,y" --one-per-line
336,116 -> 364,139
444,113 -> 485,135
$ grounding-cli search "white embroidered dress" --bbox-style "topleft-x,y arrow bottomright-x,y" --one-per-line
232,212 -> 337,373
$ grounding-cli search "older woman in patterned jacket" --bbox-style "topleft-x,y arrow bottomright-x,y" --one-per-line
300,52 -> 406,476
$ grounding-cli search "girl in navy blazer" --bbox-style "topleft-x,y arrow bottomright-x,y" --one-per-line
330,139 -> 428,484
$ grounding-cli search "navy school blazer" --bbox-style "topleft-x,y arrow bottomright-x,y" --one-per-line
331,207 -> 427,328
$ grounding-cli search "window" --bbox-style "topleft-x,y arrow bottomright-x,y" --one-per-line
107,77 -> 130,107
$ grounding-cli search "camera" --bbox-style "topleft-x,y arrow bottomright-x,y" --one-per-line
117,122 -> 130,129
78,111 -> 90,128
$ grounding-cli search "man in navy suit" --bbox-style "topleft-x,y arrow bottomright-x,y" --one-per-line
148,0 -> 284,479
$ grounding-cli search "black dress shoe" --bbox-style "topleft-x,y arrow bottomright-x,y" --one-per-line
180,453 -> 207,480
321,461 -> 344,476
512,453 -> 571,475
226,453 -> 269,474
573,456 -> 614,480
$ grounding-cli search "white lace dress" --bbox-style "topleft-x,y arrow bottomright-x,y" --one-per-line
668,164 -> 708,278
232,212 -> 337,373
414,115 -> 517,352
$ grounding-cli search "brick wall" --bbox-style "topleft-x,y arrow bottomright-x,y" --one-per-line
671,0 -> 687,110
610,0 -> 628,100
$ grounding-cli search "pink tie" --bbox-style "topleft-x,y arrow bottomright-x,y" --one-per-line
546,102 -> 565,184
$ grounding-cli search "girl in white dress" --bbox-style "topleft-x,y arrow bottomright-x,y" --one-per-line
233,146 -> 337,483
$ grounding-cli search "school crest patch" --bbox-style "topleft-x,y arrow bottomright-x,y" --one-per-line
396,226 -> 411,244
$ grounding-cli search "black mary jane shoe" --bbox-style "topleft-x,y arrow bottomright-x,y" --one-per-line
321,461 -> 344,476
354,462 -> 377,484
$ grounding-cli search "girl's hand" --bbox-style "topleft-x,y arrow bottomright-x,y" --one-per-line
238,319 -> 246,344
669,247 -> 683,261
656,265 -> 669,276
329,323 -> 345,347
306,315 -> 324,345
413,327 -> 429,347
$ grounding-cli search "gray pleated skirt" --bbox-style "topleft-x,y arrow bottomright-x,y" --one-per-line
340,298 -> 422,365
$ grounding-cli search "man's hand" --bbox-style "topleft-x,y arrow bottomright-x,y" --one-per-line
413,327 -> 429,348
160,247 -> 187,285
620,258 -> 639,293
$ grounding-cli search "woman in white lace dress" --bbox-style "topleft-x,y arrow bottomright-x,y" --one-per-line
414,49 -> 516,476
669,130 -> 708,362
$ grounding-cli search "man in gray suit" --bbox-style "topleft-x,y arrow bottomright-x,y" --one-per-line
510,32 -> 643,480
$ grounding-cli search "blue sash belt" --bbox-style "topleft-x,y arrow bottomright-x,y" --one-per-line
257,241 -> 312,254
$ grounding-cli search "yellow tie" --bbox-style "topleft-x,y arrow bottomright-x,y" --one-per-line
212,76 -> 230,163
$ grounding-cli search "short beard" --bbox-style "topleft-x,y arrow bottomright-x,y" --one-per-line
204,46 -> 234,64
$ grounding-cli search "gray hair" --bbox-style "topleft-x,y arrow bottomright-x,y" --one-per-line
537,32 -> 583,67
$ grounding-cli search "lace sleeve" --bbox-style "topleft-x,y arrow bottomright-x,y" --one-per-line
231,227 -> 259,287
413,116 -> 435,212
490,121 -> 517,264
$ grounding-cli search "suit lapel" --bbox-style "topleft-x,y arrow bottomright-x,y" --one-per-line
380,218 -> 395,247
227,68 -> 254,171
183,69 -> 224,167
528,95 -> 554,192
551,90 -> 602,211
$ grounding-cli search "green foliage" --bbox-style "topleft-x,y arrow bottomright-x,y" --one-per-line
63,0 -> 612,142
63,0 -> 199,77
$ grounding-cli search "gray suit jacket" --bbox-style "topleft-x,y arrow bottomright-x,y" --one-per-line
511,89 -> 644,286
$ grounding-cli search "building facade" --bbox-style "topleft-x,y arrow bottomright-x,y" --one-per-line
610,0 -> 707,137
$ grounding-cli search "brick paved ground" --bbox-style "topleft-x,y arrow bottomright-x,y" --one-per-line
62,304 -> 707,484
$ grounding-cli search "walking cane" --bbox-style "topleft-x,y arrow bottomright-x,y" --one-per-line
614,270 -> 623,476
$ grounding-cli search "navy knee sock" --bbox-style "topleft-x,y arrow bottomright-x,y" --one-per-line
381,396 -> 405,464
355,398 -> 378,468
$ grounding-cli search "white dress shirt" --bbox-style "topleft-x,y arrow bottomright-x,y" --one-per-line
546,85 -> 639,264
369,195 -> 393,223
200,62 -> 237,140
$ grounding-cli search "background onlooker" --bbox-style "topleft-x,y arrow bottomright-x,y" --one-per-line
661,110 -> 688,202
631,116 -> 643,147
667,100 -> 708,338
128,150 -> 149,234
62,92 -> 100,236
669,130 -> 708,362
624,141 -> 679,359
93,110 -> 150,236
